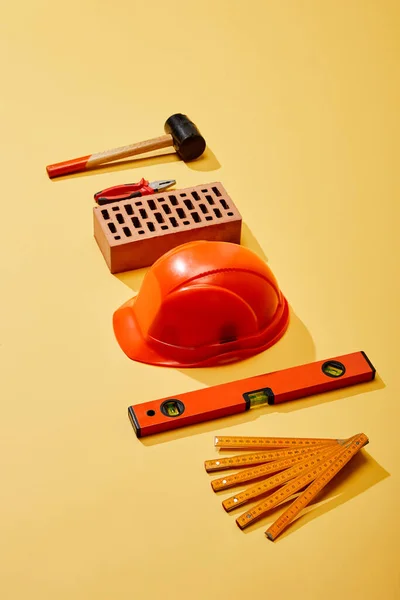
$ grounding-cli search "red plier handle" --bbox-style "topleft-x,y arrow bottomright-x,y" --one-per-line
94,178 -> 154,204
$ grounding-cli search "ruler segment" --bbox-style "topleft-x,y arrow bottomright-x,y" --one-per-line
236,434 -> 366,529
265,433 -> 369,541
214,435 -> 342,451
211,445 -> 337,491
223,443 -> 344,512
205,441 -> 340,473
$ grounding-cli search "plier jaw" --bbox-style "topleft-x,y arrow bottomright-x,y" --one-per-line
150,179 -> 176,193
94,178 -> 176,204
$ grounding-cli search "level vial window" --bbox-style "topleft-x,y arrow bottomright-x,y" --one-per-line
322,361 -> 346,378
160,399 -> 185,418
243,387 -> 274,408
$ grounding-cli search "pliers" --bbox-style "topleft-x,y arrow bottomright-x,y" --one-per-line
94,178 -> 176,206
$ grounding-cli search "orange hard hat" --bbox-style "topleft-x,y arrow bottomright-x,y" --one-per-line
113,241 -> 289,367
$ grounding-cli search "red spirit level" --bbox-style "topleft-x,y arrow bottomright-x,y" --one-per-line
128,351 -> 375,438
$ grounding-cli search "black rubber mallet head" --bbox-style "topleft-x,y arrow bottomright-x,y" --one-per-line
46,113 -> 207,178
164,113 -> 206,161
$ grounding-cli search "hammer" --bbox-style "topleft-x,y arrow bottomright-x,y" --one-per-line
46,114 -> 206,179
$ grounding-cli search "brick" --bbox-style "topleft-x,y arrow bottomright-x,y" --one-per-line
93,182 -> 242,273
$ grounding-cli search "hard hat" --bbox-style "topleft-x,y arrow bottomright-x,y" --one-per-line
113,241 -> 289,367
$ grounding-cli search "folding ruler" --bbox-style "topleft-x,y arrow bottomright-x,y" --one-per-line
205,433 -> 369,541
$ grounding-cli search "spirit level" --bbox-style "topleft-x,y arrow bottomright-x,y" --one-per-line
128,351 -> 375,437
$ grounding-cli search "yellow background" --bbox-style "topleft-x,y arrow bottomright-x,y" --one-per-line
1,1 -> 399,598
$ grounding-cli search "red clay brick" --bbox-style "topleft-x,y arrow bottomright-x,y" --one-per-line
93,182 -> 242,273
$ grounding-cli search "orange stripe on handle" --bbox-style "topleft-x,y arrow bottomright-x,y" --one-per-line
46,155 -> 91,178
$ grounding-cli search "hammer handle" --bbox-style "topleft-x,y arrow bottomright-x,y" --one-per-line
46,134 -> 174,179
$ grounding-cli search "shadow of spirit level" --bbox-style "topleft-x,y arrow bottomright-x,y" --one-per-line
128,351 -> 375,438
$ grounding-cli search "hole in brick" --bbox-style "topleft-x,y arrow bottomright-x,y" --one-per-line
191,212 -> 201,223
138,230 -> 145,235
169,217 -> 178,227
169,195 -> 178,205
180,193 -> 187,197
123,227 -> 132,237
201,189 -> 208,193
116,213 -> 125,224
227,212 -> 234,216
184,199 -> 194,210
176,208 -> 186,219
101,209 -> 110,219
220,199 -> 229,210
108,223 -> 117,233
135,201 -> 143,206
114,235 -> 121,240
213,208 -> 222,218
183,221 -> 190,225
192,191 -> 200,200
147,222 -> 155,232
161,225 -> 168,230
199,203 -> 208,214
162,204 -> 171,215
205,195 -> 215,205
147,200 -> 156,210
124,205 -> 133,216
139,208 -> 148,219
158,197 -> 166,202
205,216 -> 213,221
131,217 -> 141,228
212,186 -> 222,197
155,212 -> 164,224
112,206 -> 120,211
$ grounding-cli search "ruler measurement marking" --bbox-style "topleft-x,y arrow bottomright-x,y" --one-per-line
265,435 -> 368,540
236,434 -> 367,530
223,444 -> 344,512
214,436 -> 342,451
205,441 -> 340,473
211,445 -> 339,491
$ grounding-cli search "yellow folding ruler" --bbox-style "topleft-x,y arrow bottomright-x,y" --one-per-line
205,433 -> 368,541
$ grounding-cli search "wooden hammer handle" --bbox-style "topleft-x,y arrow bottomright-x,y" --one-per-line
46,134 -> 174,178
